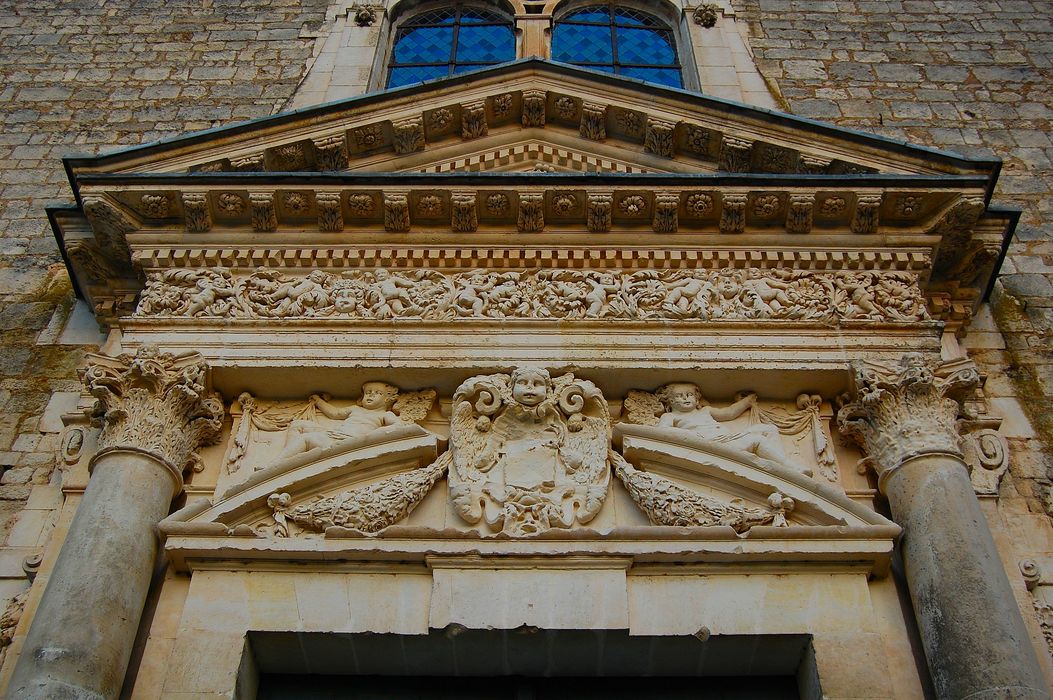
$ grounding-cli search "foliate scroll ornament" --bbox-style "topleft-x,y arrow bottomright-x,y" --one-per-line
461,100 -> 488,139
451,191 -> 478,232
391,115 -> 423,154
447,369 -> 611,536
960,426 -> 1009,495
718,136 -> 753,172
851,194 -> 881,234
652,192 -> 679,233
517,192 -> 544,232
316,192 -> 344,232
82,346 -> 224,485
139,193 -> 170,218
786,194 -> 815,234
249,192 -> 277,232
837,354 -> 980,485
644,118 -> 676,157
611,451 -> 791,531
312,135 -> 348,170
580,102 -> 607,140
265,456 -> 446,536
384,192 -> 411,232
587,192 -> 613,232
522,89 -> 546,127
83,196 -> 135,266
137,268 -> 237,317
719,194 -> 747,233
182,193 -> 211,233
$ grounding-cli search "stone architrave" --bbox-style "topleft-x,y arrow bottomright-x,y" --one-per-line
837,353 -> 1047,700
8,346 -> 224,700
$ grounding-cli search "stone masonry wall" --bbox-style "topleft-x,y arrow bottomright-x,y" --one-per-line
0,0 -> 330,668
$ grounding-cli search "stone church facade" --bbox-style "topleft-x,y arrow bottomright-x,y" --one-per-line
0,1 -> 1051,698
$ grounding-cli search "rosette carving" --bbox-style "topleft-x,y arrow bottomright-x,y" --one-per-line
82,346 -> 224,490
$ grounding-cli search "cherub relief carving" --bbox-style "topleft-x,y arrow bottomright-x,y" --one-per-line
447,368 -> 611,536
277,382 -> 401,459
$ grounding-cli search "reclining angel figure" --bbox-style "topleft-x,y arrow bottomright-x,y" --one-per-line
276,382 -> 407,459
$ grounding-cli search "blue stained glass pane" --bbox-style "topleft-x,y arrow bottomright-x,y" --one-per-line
456,24 -> 515,62
406,8 -> 456,25
613,7 -> 661,26
615,26 -> 675,65
562,7 -> 611,23
388,64 -> 449,88
618,66 -> 682,87
553,23 -> 613,64
393,25 -> 454,63
460,7 -> 506,23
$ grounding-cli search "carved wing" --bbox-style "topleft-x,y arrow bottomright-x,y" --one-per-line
558,376 -> 612,489
622,389 -> 663,426
448,374 -> 511,485
393,389 -> 437,423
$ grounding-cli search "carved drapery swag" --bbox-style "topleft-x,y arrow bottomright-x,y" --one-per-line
135,267 -> 930,324
82,346 -> 224,484
837,353 -> 980,485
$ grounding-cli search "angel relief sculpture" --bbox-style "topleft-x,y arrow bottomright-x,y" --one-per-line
447,368 -> 611,536
225,382 -> 437,473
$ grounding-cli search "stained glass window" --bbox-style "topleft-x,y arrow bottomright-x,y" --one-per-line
387,6 -> 515,88
552,5 -> 682,88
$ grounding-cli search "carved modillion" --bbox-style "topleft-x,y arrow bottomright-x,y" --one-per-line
644,118 -> 676,157
521,89 -> 546,127
249,192 -> 277,232
852,194 -> 882,234
181,193 -> 212,233
652,192 -> 679,233
392,116 -> 425,154
451,191 -> 478,233
316,192 -> 343,232
383,192 -> 411,232
786,194 -> 815,233
580,102 -> 607,140
517,192 -> 544,232
719,136 -> 753,172
719,194 -> 747,233
461,101 -> 488,140
312,135 -> 348,170
587,192 -> 613,232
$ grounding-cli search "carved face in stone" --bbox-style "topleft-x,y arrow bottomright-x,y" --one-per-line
360,382 -> 397,410
511,368 -> 551,407
664,383 -> 704,413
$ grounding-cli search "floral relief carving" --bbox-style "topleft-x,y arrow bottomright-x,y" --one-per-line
181,193 -> 211,232
316,192 -> 343,232
616,110 -> 642,136
491,93 -> 513,118
427,108 -> 454,132
753,194 -> 781,218
554,96 -> 577,120
521,89 -> 546,127
83,345 -> 224,482
346,193 -> 376,216
417,194 -> 443,216
139,194 -> 170,218
354,123 -> 384,149
271,143 -> 306,170
447,369 -> 611,536
894,194 -> 924,218
685,193 -> 714,217
551,191 -> 578,216
136,267 -> 931,324
818,196 -> 846,217
485,193 -> 510,215
684,125 -> 712,154
618,195 -> 646,216
282,192 -> 309,215
216,192 -> 246,215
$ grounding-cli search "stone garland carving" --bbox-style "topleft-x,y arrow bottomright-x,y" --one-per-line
580,102 -> 607,140
447,369 -> 611,536
393,115 -> 425,154
227,385 -> 437,473
517,193 -> 545,232
316,192 -> 343,232
719,136 -> 753,172
136,267 -> 932,324
837,353 -> 980,479
265,456 -> 447,535
645,118 -> 675,157
610,451 -> 793,531
383,192 -> 411,232
181,193 -> 212,232
312,135 -> 348,171
249,192 -> 277,232
587,193 -> 613,232
82,345 -> 224,478
461,101 -> 488,140
521,89 -> 546,127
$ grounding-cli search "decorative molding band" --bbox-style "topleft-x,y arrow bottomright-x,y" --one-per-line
134,266 -> 931,323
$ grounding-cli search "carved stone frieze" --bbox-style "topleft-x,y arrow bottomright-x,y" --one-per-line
451,191 -> 478,232
249,192 -> 277,232
517,192 -> 545,232
644,118 -> 676,157
580,102 -> 607,140
652,192 -> 679,233
136,267 -> 931,324
181,193 -> 211,233
718,136 -> 753,172
521,89 -> 546,127
461,101 -> 488,140
312,135 -> 348,170
719,194 -> 747,233
393,115 -> 425,154
786,194 -> 815,234
837,354 -> 980,483
82,345 -> 224,483
587,192 -> 613,232
852,194 -> 882,234
316,192 -> 343,232
383,192 -> 411,232
447,369 -> 611,536
611,451 -> 790,531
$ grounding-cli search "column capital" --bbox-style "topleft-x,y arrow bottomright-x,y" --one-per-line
82,345 -> 224,494
837,353 -> 980,490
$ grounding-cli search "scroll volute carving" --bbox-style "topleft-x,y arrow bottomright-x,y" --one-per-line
82,345 -> 224,492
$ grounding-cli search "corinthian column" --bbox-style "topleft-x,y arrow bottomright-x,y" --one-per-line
9,346 -> 223,699
839,353 -> 1048,700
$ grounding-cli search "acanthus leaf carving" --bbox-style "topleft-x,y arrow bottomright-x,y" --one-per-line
719,194 -> 747,233
249,192 -> 277,232
786,194 -> 815,234
316,192 -> 344,232
82,345 -> 224,488
451,191 -> 478,233
718,136 -> 753,172
383,192 -> 411,232
447,368 -> 611,536
587,192 -> 613,233
851,194 -> 882,234
652,192 -> 679,233
136,267 -> 932,324
611,451 -> 791,531
521,89 -> 546,127
312,135 -> 349,170
644,117 -> 676,157
392,116 -> 425,154
181,192 -> 212,233
83,196 -> 136,267
517,192 -> 545,232
580,102 -> 607,140
461,101 -> 488,140
837,354 -> 980,485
